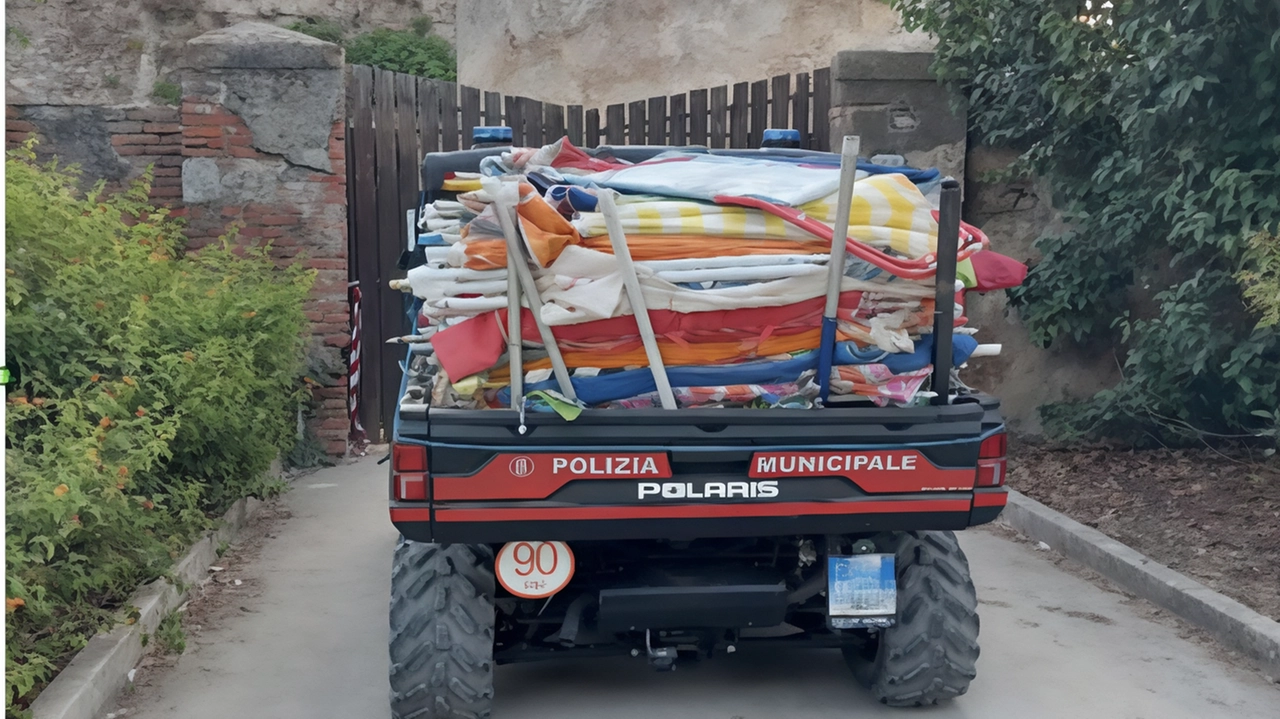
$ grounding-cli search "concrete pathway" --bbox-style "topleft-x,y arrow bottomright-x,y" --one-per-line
116,456 -> 1278,719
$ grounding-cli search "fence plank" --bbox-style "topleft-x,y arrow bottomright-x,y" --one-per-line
544,103 -> 566,142
567,105 -> 584,145
793,71 -> 810,149
349,65 -> 382,437
709,86 -> 728,148
771,74 -> 790,130
586,108 -> 601,146
394,72 -> 420,205
688,88 -> 708,146
628,100 -> 646,145
417,78 -> 440,155
439,81 -> 459,151
604,104 -> 624,144
646,96 -> 666,145
505,96 -> 523,146
483,90 -> 503,127
812,66 -> 831,152
373,68 -> 405,437
459,85 -> 481,145
524,98 -> 544,146
669,93 -> 687,145
749,79 -> 768,147
729,82 -> 749,148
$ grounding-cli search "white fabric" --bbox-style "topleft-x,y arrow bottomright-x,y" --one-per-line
638,254 -> 826,271
580,154 -> 844,206
534,246 -> 926,326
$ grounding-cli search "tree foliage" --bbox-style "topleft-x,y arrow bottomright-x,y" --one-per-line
344,28 -> 456,80
4,145 -> 313,714
285,17 -> 457,81
895,0 -> 1280,444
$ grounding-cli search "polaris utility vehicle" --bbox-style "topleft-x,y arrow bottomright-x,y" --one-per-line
387,143 -> 1009,718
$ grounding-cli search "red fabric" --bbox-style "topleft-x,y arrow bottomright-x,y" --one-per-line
512,291 -> 863,348
548,138 -> 631,173
431,310 -> 505,381
968,251 -> 1028,291
427,291 -> 864,379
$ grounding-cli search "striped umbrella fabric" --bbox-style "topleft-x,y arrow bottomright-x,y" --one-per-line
348,283 -> 366,443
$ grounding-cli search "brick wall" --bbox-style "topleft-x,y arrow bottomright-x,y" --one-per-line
5,100 -> 352,456
176,99 -> 350,456
6,105 -> 184,203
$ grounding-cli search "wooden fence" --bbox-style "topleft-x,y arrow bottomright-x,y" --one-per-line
346,64 -> 832,438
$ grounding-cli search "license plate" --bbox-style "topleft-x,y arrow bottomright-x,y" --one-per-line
828,555 -> 897,628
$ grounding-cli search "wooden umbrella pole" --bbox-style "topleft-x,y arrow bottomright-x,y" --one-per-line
597,190 -> 677,410
818,135 -> 860,403
494,191 -> 578,402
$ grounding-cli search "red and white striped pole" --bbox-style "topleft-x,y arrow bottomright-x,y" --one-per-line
348,281 -> 366,444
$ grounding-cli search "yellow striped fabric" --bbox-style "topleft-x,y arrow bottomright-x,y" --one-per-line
573,173 -> 939,259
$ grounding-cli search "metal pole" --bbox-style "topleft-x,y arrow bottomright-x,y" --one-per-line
494,194 -> 578,402
930,180 -> 963,405
597,190 -> 678,410
502,187 -> 524,413
817,135 -> 860,403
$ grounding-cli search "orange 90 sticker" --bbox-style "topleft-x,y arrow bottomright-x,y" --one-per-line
495,541 -> 575,599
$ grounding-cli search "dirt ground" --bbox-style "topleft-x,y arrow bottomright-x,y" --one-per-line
1007,443 -> 1280,622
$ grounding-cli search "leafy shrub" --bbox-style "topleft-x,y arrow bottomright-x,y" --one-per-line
4,144 -> 312,714
895,0 -> 1280,445
150,80 -> 181,106
286,17 -> 344,45
345,28 -> 456,80
1240,232 -> 1280,328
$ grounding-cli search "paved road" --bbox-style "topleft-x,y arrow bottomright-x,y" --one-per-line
117,456 -> 1278,719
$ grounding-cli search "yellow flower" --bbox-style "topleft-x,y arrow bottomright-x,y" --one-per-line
122,376 -> 136,386
242,311 -> 257,318
54,484 -> 69,497
6,597 -> 25,613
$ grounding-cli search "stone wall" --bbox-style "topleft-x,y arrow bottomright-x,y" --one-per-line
959,147 -> 1120,435
828,50 -> 966,181
6,22 -> 353,454
456,0 -> 934,109
4,0 -> 454,107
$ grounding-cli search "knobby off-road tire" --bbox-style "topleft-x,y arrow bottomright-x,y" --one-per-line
390,538 -> 496,719
842,530 -> 980,707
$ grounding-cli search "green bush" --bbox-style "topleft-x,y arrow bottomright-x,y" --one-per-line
1240,232 -> 1280,329
345,28 -> 456,80
895,0 -> 1280,445
286,17 -> 345,45
4,144 -> 313,715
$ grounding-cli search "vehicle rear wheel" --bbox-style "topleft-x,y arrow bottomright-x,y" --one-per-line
841,530 -> 980,707
390,538 -> 496,719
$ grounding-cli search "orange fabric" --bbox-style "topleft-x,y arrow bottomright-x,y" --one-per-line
488,327 -> 853,381
515,182 -> 581,267
462,234 -> 831,270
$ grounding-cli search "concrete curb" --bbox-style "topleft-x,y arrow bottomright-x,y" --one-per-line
1002,489 -> 1280,680
29,497 -> 266,719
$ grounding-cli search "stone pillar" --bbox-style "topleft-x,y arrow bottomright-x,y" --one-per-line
829,50 -> 966,180
180,22 -> 350,455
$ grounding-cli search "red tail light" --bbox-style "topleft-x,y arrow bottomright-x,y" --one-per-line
976,433 -> 1007,487
392,443 -> 428,501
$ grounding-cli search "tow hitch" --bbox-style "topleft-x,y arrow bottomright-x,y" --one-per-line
645,630 -> 677,671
